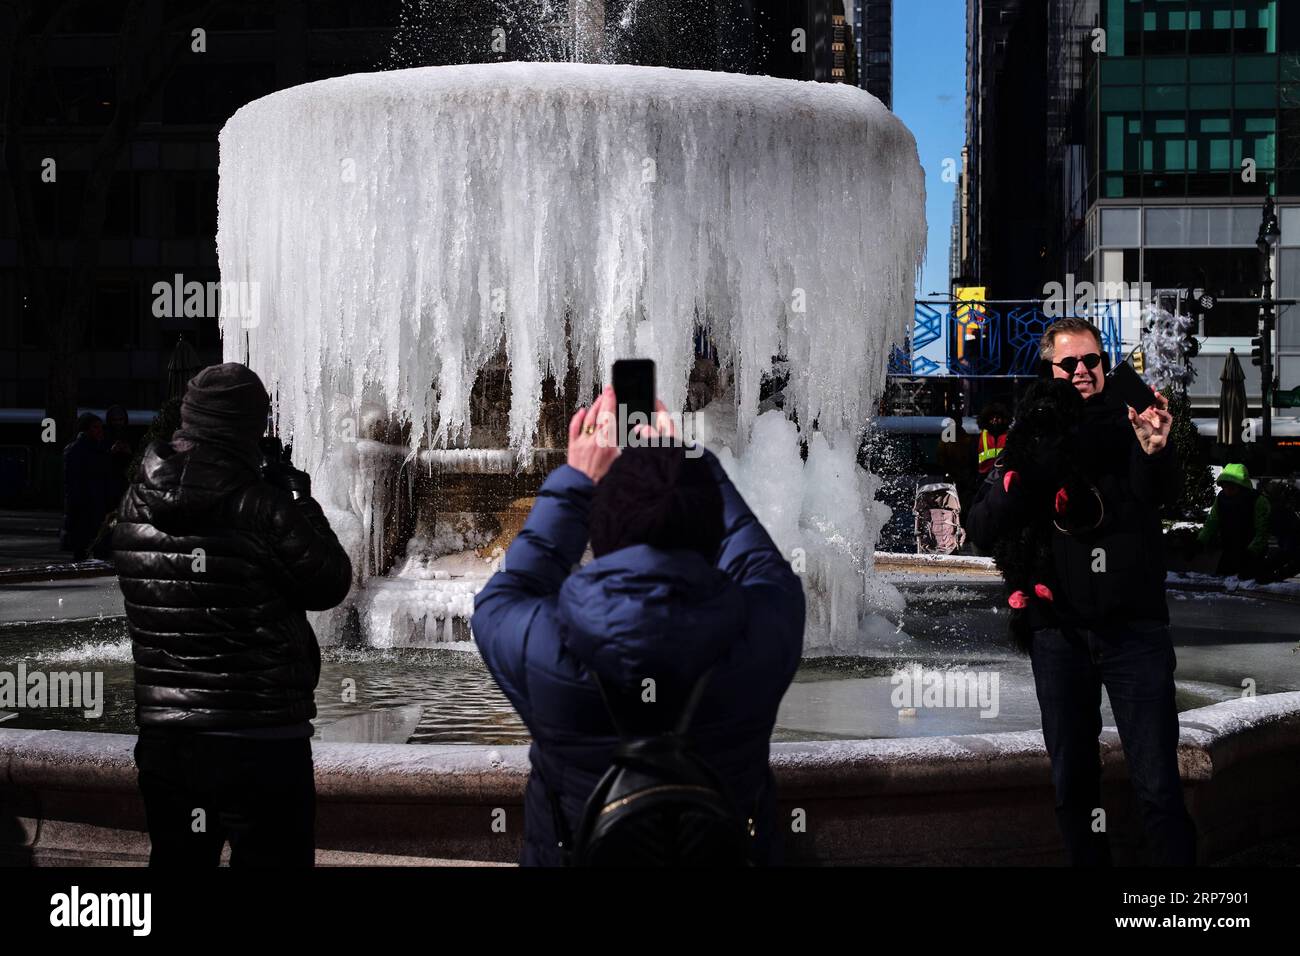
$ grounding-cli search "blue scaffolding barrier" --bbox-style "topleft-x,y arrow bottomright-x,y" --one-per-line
892,299 -> 1124,378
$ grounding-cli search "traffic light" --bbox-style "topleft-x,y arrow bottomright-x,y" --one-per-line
1251,336 -> 1266,366
1179,287 -> 1211,358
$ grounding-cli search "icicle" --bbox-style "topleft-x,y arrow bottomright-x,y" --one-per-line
216,63 -> 926,650
217,63 -> 925,469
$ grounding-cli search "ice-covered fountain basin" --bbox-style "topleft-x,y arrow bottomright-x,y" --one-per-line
6,585 -> 1298,743
5,580 -> 1299,863
218,62 -> 925,462
217,61 -> 926,652
5,693 -> 1299,865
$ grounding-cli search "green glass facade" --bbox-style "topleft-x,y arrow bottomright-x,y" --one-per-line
1088,0 -> 1299,201
1038,1 -> 1300,410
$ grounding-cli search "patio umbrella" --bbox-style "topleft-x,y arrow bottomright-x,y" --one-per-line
165,334 -> 202,401
1216,347 -> 1248,457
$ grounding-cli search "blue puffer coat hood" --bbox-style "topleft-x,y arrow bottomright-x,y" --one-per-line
557,545 -> 745,695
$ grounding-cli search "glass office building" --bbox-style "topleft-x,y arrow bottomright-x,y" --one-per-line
854,0 -> 893,108
1093,3 -> 1296,202
1047,0 -> 1299,411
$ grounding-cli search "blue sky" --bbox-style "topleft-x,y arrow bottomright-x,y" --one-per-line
890,0 -> 968,299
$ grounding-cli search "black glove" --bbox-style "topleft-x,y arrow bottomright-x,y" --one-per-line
277,464 -> 311,500
261,439 -> 311,500
259,436 -> 285,477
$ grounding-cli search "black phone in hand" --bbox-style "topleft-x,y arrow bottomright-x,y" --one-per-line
1107,359 -> 1156,413
612,359 -> 655,447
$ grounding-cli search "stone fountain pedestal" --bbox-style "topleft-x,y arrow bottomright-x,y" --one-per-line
315,352 -> 723,648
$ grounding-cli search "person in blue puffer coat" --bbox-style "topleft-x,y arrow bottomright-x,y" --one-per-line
471,385 -> 805,866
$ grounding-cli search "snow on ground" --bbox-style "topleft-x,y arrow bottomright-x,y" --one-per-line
1168,570 -> 1300,600
874,551 -> 996,568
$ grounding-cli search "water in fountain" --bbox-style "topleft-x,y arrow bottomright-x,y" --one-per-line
385,0 -> 756,72
215,61 -> 926,652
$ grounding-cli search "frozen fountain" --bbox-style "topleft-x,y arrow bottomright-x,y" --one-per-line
215,61 -> 926,652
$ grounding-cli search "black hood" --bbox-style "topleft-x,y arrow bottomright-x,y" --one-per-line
131,440 -> 259,533
172,362 -> 269,473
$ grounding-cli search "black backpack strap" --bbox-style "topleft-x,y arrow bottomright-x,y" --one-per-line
674,667 -> 715,736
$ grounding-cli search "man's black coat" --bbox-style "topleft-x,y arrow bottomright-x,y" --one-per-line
113,441 -> 353,730
968,388 -> 1177,630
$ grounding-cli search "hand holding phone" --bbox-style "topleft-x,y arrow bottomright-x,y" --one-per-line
568,385 -> 620,483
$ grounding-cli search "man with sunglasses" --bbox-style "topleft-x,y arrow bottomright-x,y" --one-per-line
969,317 -> 1196,866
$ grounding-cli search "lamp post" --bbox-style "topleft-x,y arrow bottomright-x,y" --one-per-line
1255,196 -> 1282,476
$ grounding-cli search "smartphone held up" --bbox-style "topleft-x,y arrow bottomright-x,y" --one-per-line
612,358 -> 657,448
1106,360 -> 1157,414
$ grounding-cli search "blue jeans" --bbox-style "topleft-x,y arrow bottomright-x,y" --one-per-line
1030,621 -> 1196,866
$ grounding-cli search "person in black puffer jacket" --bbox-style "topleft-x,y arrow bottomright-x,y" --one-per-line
113,363 -> 352,867
968,317 -> 1196,867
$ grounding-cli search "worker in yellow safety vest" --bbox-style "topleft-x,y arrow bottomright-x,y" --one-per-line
976,402 -> 1010,476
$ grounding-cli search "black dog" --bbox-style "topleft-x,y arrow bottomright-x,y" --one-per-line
991,379 -> 1102,651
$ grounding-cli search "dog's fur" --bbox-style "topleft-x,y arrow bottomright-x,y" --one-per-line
991,379 -> 1100,651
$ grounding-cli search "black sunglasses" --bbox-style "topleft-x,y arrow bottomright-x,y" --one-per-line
1050,353 -> 1102,375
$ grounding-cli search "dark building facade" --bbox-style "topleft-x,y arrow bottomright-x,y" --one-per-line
965,0 -> 1299,412
1044,0 -> 1299,411
854,0 -> 893,107
753,1 -> 857,88
1,1 -> 415,423
767,0 -> 891,105
0,0 -> 873,504
0,0 -> 773,415
959,0 -> 1049,299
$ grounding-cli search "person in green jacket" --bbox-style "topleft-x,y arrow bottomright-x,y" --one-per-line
1198,463 -> 1271,580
